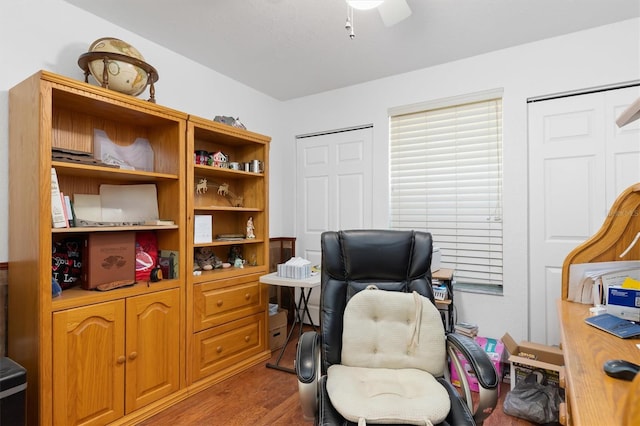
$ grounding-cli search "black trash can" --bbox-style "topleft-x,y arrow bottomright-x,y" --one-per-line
0,357 -> 27,426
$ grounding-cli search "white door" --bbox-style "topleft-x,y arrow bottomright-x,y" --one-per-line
528,85 -> 640,345
295,127 -> 373,324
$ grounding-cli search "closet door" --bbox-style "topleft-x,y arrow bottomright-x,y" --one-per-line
528,85 -> 640,345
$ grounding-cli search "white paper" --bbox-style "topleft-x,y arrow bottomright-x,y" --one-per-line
73,194 -> 102,222
99,184 -> 159,222
194,215 -> 213,244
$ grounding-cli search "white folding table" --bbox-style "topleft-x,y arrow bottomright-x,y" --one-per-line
259,272 -> 320,373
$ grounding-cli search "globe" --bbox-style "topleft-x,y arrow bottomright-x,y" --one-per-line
87,37 -> 149,96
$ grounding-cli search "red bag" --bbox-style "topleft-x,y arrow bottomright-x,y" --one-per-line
135,231 -> 158,282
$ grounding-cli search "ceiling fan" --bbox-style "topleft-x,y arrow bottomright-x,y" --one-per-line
345,0 -> 412,38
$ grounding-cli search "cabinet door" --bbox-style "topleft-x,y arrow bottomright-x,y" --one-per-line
125,289 -> 180,412
53,300 -> 126,426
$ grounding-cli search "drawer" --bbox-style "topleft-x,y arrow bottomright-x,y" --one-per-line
193,275 -> 265,332
192,313 -> 266,381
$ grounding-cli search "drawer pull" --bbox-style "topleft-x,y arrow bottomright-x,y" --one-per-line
245,335 -> 250,342
217,346 -> 223,353
245,293 -> 251,300
129,352 -> 138,360
217,300 -> 223,307
116,356 -> 126,364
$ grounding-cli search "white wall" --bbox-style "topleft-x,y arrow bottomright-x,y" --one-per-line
1,0 -> 638,342
0,0 -> 286,263
280,18 -> 640,341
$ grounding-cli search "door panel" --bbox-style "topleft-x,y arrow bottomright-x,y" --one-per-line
296,127 -> 373,324
53,301 -> 125,426
126,289 -> 180,412
529,85 -> 640,345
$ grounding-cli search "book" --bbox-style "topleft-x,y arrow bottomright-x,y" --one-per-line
50,168 -> 68,228
63,194 -> 75,227
585,313 -> 640,339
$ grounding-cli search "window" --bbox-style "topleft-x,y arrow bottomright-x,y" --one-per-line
389,90 -> 503,287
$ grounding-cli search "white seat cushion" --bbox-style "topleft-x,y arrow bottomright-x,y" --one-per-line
326,365 -> 451,425
325,288 -> 451,425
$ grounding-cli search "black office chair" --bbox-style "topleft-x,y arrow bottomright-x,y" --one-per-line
295,229 -> 498,425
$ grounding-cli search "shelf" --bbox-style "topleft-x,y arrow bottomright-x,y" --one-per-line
51,279 -> 181,311
194,164 -> 263,179
192,265 -> 267,284
53,161 -> 180,181
194,206 -> 262,212
52,225 -> 178,233
193,238 -> 264,247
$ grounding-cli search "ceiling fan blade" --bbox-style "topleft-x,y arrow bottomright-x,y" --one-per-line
378,0 -> 412,26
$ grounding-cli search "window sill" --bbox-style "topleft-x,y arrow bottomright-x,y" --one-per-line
452,282 -> 503,296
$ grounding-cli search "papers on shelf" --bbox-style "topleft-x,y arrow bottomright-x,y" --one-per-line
100,184 -> 159,222
568,261 -> 640,305
194,215 -> 213,244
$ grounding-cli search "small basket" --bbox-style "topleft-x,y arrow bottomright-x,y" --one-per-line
433,286 -> 448,301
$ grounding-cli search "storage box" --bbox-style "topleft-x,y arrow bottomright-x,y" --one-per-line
82,232 -> 136,289
450,336 -> 506,394
0,357 -> 27,426
502,333 -> 564,391
606,286 -> 640,322
269,308 -> 288,351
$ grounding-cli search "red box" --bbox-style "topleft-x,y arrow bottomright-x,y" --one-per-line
450,336 -> 506,394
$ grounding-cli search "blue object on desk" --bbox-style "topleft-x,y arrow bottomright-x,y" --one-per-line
585,313 -> 640,338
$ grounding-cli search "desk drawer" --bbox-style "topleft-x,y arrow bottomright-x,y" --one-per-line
193,275 -> 265,332
191,313 -> 265,381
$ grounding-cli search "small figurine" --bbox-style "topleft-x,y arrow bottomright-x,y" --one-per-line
196,178 -> 208,194
217,183 -> 229,196
246,216 -> 255,239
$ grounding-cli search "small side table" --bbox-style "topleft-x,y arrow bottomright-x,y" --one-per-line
259,272 -> 320,373
433,268 -> 455,333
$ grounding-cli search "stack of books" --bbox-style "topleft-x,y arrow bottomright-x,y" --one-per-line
455,322 -> 479,337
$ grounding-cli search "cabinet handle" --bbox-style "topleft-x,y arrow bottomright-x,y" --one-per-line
216,346 -> 223,353
116,356 -> 126,364
217,300 -> 223,307
129,352 -> 138,360
244,336 -> 250,342
245,293 -> 250,300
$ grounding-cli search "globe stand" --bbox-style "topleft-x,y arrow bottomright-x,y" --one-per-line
78,51 -> 159,103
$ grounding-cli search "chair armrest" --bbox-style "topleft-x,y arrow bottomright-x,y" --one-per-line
447,332 -> 499,425
296,331 -> 321,421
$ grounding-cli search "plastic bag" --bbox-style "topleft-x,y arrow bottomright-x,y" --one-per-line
503,371 -> 561,424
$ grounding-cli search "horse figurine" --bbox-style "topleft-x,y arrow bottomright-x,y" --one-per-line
217,183 -> 229,196
196,178 -> 208,194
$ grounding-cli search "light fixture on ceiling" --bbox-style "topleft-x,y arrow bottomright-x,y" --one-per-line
344,0 -> 412,39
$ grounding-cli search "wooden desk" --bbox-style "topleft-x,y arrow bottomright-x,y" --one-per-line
558,300 -> 640,425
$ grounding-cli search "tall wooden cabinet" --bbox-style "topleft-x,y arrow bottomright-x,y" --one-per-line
8,71 -> 188,425
8,71 -> 271,425
186,115 -> 271,386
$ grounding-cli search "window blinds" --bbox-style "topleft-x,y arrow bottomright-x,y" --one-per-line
389,97 -> 503,286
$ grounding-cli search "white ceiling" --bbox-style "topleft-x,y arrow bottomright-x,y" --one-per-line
65,0 -> 640,101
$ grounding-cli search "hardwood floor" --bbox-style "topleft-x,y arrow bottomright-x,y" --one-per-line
141,327 -> 534,425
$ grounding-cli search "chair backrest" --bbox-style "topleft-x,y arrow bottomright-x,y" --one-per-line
320,229 -> 434,373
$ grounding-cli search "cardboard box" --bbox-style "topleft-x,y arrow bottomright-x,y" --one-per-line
82,232 -> 136,289
606,286 -> 640,322
269,308 -> 288,351
450,336 -> 506,394
502,333 -> 564,391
